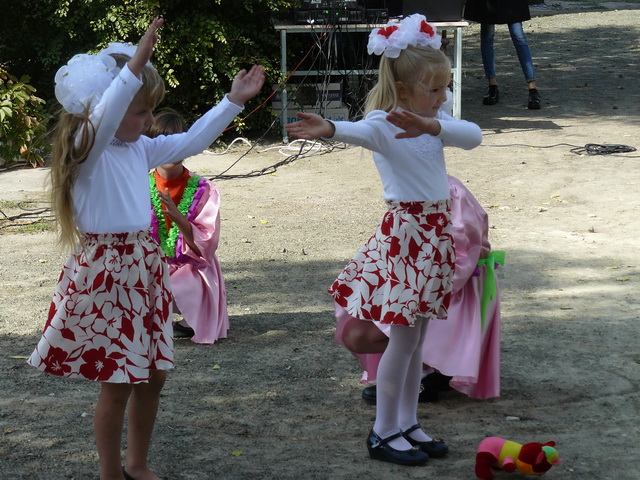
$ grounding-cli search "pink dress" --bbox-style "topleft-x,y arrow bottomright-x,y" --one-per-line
150,173 -> 229,344
335,176 -> 503,399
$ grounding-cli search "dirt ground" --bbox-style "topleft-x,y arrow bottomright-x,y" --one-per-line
1,2 -> 639,479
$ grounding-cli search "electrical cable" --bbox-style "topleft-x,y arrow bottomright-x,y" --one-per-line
569,143 -> 636,156
481,142 -> 638,157
208,138 -> 345,181
222,30 -> 330,133
204,137 -> 252,155
205,30 -> 335,181
0,201 -> 54,230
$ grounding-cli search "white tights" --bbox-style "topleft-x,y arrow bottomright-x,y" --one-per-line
373,317 -> 433,450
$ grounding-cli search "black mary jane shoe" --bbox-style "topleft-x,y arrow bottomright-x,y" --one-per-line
363,373 -> 452,406
418,372 -> 453,403
402,424 -> 449,458
173,322 -> 195,339
367,429 -> 429,466
361,385 -> 376,405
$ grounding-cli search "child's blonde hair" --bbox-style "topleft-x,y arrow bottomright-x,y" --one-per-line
50,54 -> 165,250
365,45 -> 451,114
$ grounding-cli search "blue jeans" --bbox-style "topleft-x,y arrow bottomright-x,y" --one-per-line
480,22 -> 536,83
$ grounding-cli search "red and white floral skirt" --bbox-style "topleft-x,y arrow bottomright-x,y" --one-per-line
28,231 -> 173,383
329,199 -> 455,326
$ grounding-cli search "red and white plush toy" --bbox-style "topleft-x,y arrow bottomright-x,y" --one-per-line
475,436 -> 561,480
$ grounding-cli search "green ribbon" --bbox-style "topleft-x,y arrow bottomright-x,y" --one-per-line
476,250 -> 506,330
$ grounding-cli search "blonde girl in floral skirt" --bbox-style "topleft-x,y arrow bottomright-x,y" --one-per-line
286,15 -> 482,466
27,18 -> 264,480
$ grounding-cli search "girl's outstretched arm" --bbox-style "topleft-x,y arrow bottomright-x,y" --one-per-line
285,112 -> 335,140
386,110 -> 441,138
227,65 -> 266,106
129,17 -> 164,78
387,110 -> 482,149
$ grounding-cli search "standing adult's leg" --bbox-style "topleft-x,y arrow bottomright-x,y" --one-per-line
508,22 -> 541,109
480,24 -> 499,105
480,23 -> 497,81
507,22 -> 536,86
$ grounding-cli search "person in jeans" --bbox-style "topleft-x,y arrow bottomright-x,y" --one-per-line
464,0 -> 541,109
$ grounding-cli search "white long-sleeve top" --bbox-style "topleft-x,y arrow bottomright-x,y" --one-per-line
330,109 -> 482,202
73,65 -> 242,234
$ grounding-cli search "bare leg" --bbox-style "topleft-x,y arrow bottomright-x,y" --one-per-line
95,382 -> 133,480
124,370 -> 167,480
342,317 -> 389,354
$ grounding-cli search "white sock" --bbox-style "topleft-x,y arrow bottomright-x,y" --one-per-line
398,318 -> 433,443
373,321 -> 424,450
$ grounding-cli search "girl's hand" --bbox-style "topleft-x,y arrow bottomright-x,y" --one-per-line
285,112 -> 335,140
386,110 -> 441,139
157,187 -> 201,255
157,188 -> 182,223
228,65 -> 266,106
130,18 -> 164,77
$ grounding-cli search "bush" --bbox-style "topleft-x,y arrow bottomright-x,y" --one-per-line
0,0 -> 300,139
0,68 -> 50,168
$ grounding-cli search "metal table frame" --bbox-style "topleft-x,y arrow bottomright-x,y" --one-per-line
274,21 -> 469,141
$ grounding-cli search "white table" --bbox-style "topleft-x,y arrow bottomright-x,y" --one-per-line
274,20 -> 469,141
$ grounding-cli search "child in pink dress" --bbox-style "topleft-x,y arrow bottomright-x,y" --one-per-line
147,109 -> 229,344
335,175 -> 503,401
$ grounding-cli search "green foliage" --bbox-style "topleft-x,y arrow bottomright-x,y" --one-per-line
0,0 -> 301,138
0,68 -> 51,167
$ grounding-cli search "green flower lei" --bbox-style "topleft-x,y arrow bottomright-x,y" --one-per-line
150,173 -> 201,258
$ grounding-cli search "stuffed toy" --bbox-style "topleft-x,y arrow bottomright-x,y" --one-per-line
475,436 -> 561,480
